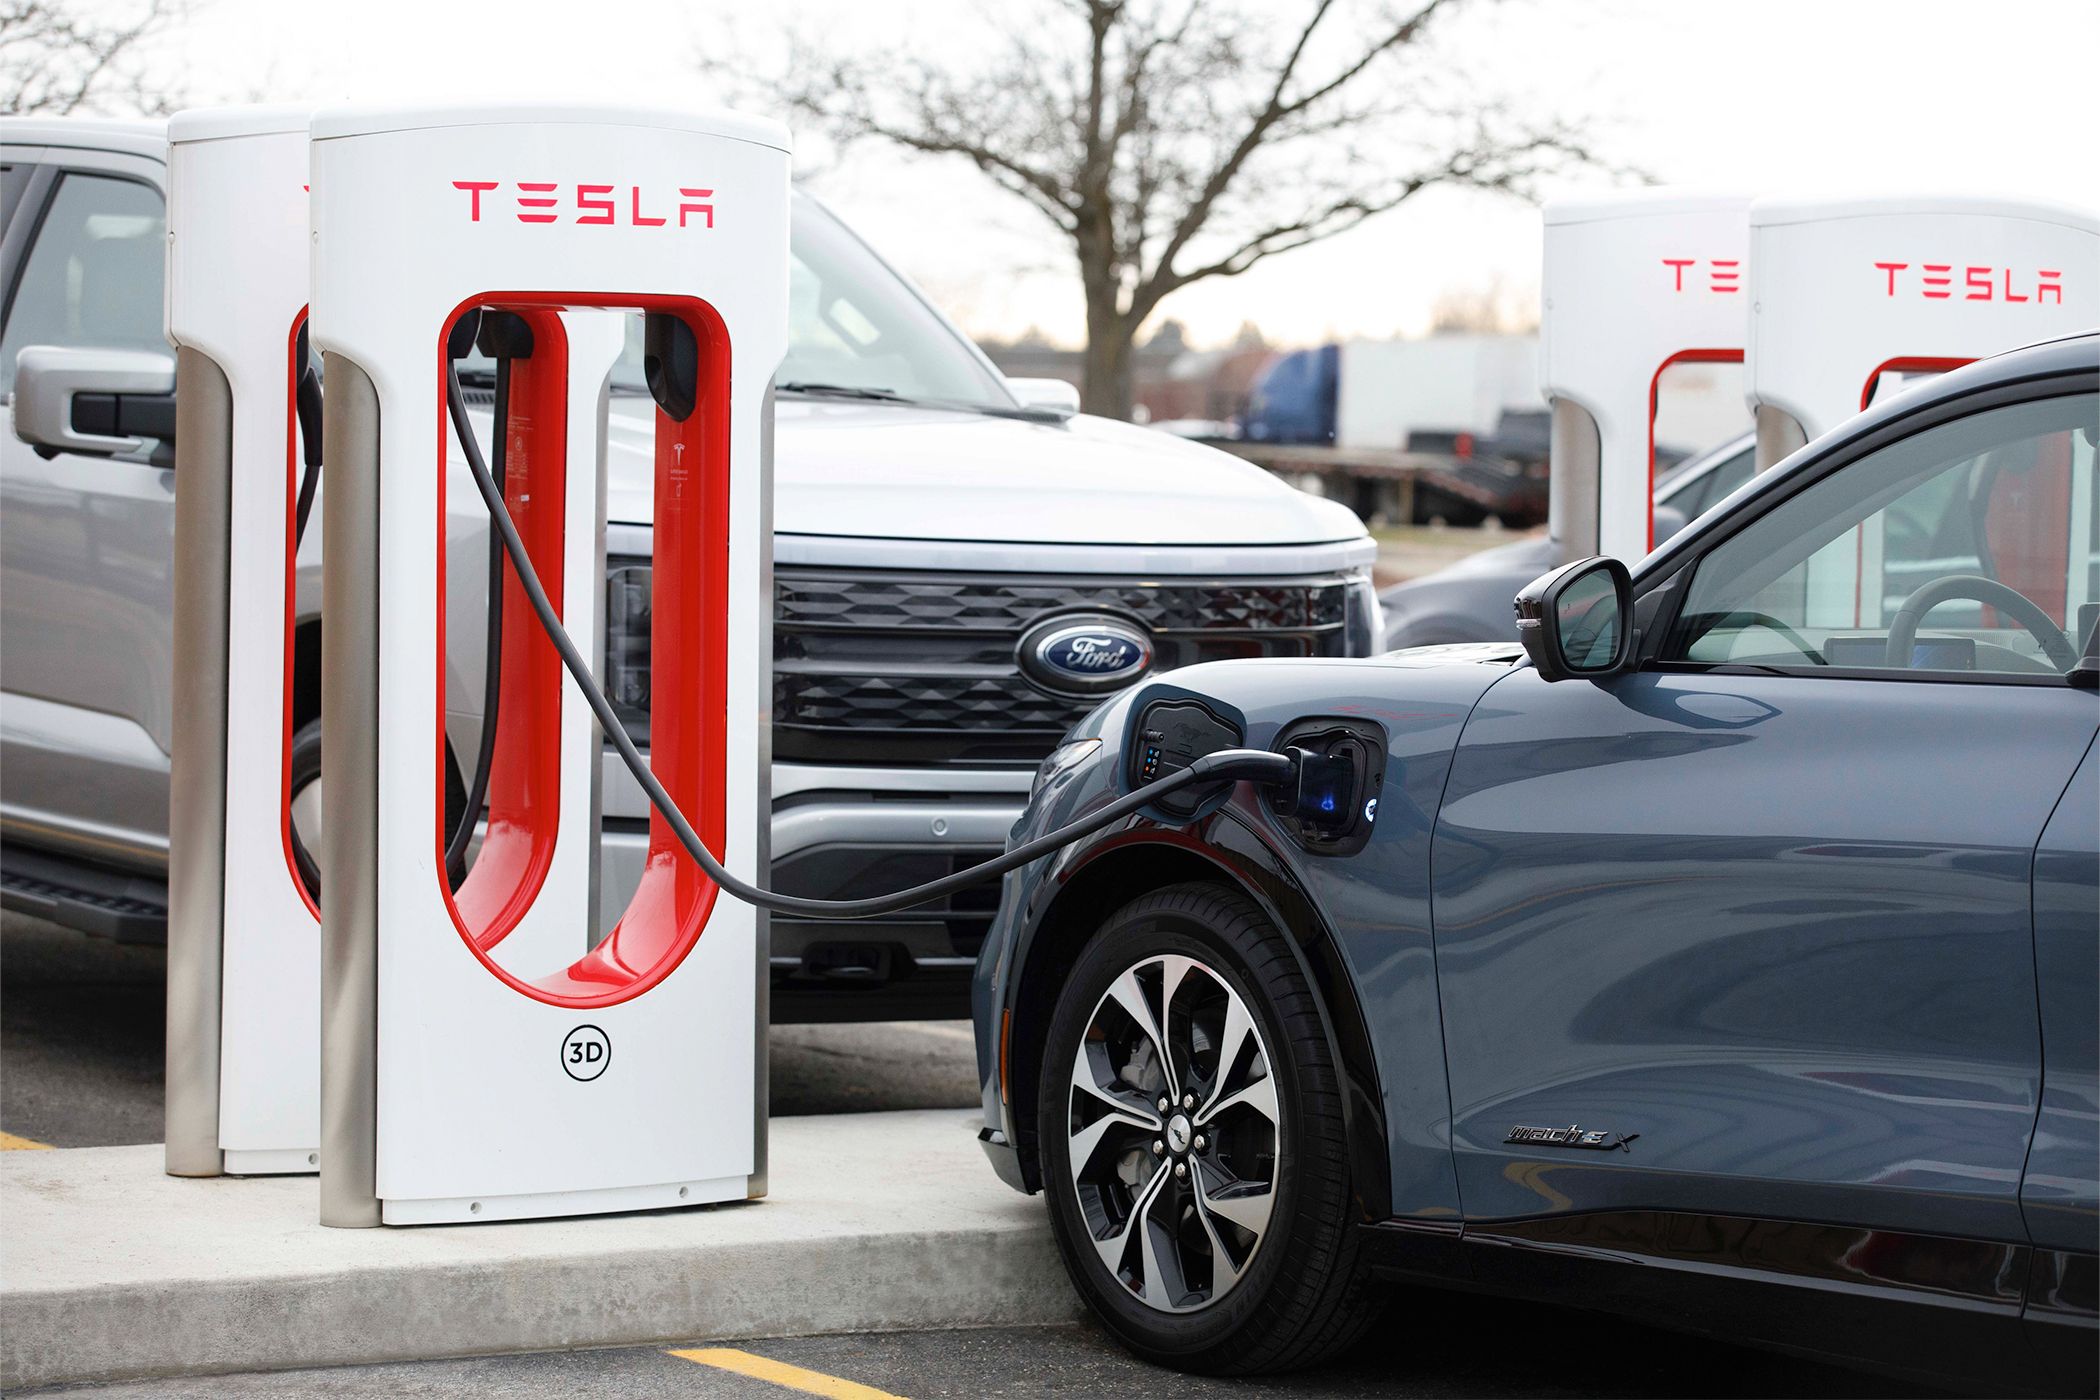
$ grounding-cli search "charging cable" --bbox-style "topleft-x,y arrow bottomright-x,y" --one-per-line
442,364 -> 1294,917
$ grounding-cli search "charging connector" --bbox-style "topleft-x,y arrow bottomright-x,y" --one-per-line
1269,721 -> 1384,855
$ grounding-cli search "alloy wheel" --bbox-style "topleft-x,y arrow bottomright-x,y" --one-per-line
1065,953 -> 1280,1313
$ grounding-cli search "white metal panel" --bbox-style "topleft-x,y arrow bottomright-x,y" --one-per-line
1539,189 -> 1754,561
165,110 -> 319,1172
1746,195 -> 2100,452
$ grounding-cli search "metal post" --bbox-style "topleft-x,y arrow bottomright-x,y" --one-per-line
1547,399 -> 1601,565
165,348 -> 233,1179
318,353 -> 383,1228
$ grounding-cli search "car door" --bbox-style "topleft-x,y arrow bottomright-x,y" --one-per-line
0,148 -> 174,870
1430,382 -> 2098,1258
2023,734 -> 2098,1380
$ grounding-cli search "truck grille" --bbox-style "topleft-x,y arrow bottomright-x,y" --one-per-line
771,567 -> 1356,765
604,559 -> 1364,764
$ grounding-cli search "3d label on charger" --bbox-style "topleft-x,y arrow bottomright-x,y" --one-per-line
561,1025 -> 611,1082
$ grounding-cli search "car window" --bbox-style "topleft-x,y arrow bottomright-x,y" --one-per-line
0,163 -> 34,234
1658,444 -> 1754,519
0,172 -> 166,397
1698,446 -> 1756,511
522,195 -> 1013,413
1667,393 -> 2098,679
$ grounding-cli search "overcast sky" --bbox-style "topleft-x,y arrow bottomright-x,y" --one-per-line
131,0 -> 2100,349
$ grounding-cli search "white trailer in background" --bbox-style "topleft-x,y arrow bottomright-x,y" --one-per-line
1539,190 -> 1754,564
1745,194 -> 2100,636
1334,333 -> 1539,451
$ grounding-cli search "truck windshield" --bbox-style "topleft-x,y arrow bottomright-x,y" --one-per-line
453,194 -> 1014,413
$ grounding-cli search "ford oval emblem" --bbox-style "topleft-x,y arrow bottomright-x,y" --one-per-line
1018,615 -> 1154,696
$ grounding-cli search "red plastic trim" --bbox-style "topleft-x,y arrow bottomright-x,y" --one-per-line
433,291 -> 732,1010
280,307 -> 320,920
1647,348 -> 1744,553
1859,356 -> 1973,411
443,307 -> 571,953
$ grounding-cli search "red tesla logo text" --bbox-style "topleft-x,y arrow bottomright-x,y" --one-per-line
1661,258 -> 1741,293
1874,261 -> 2062,303
451,180 -> 715,229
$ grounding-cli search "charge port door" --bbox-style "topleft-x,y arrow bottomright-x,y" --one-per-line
1131,700 -> 1244,819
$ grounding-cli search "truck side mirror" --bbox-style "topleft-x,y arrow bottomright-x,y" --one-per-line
1515,556 -> 1633,681
1005,376 -> 1080,421
12,345 -> 177,458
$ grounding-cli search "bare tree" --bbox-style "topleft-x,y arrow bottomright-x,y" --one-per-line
1429,275 -> 1538,335
744,0 -> 1609,417
1,0 -> 185,118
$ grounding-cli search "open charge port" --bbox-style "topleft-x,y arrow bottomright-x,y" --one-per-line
1270,721 -> 1385,855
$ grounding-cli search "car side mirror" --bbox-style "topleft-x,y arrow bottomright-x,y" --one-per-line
1005,376 -> 1080,421
1650,503 -> 1689,545
1515,556 -> 1634,681
12,345 -> 177,458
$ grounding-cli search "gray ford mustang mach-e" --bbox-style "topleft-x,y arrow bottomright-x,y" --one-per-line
972,333 -> 2099,1391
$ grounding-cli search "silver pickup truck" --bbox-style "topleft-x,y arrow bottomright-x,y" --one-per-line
0,116 -> 1379,1020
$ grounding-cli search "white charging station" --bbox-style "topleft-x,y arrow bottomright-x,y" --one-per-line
312,103 -> 787,1226
1539,190 -> 1753,564
1747,194 -> 2100,467
1743,194 -> 2098,635
164,106 -> 322,1178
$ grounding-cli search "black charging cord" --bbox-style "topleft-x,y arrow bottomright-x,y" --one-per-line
442,359 -> 508,881
292,323 -> 324,545
441,361 -> 1294,917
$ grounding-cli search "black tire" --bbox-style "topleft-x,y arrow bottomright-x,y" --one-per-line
1036,881 -> 1378,1374
285,717 -> 469,899
287,717 -> 324,900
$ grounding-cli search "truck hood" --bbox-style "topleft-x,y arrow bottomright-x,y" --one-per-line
604,396 -> 1367,546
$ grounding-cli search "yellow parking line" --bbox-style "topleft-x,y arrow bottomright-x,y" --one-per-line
667,1347 -> 908,1399
0,1131 -> 54,1151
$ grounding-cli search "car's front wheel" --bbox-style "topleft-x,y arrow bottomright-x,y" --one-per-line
1037,881 -> 1377,1373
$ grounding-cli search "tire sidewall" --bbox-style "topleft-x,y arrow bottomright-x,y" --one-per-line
285,718 -> 468,897
1037,891 -> 1316,1362
287,717 -> 324,899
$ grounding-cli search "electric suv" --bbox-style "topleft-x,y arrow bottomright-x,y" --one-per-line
0,117 -> 1379,1022
973,334 -> 2097,1388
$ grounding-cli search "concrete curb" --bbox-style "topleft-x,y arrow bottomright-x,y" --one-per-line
1,1110 -> 1082,1389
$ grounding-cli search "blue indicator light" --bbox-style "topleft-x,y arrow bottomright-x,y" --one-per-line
1319,793 -> 1336,813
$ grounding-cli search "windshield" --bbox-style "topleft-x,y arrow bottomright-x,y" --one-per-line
459,193 -> 1014,411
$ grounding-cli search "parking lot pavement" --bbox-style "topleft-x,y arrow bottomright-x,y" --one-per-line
24,1308 -> 1930,1398
3,908 -> 1944,1399
1372,521 -> 1517,587
0,911 -> 977,1149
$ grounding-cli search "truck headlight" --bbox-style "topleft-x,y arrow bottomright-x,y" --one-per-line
1031,737 -> 1101,799
1343,572 -> 1382,657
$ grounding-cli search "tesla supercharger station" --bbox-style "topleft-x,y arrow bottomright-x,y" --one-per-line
1744,195 -> 2098,634
164,107 -> 323,1178
1538,190 -> 1753,565
1746,194 -> 2099,466
312,104 -> 786,1226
